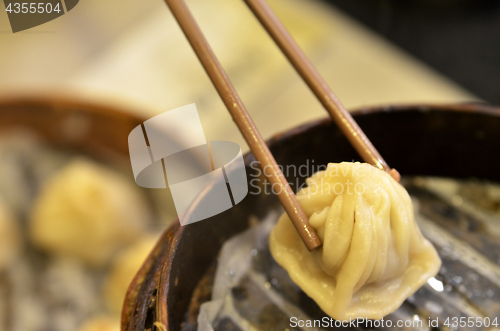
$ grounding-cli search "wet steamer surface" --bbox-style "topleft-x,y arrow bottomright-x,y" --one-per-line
182,176 -> 500,331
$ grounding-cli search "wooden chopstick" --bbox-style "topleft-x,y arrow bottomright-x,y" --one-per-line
164,0 -> 322,250
244,0 -> 400,182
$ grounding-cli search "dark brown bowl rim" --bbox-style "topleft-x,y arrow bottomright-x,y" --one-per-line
0,94 -> 147,123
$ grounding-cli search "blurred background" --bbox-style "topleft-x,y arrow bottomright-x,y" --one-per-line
0,0 -> 486,152
0,0 -> 497,330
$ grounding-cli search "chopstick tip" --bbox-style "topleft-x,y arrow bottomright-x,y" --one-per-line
304,230 -> 322,251
389,168 -> 401,183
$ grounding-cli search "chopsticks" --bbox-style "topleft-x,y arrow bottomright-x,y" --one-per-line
164,0 -> 322,250
244,0 -> 401,182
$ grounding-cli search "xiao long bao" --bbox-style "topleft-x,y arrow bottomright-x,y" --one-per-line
270,162 -> 441,320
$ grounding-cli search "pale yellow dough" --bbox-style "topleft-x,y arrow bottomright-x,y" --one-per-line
269,162 -> 441,320
30,158 -> 150,266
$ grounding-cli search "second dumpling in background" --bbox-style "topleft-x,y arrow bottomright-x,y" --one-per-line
29,158 -> 151,266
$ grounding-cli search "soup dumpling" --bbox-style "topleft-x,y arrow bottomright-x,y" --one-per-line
269,162 -> 441,320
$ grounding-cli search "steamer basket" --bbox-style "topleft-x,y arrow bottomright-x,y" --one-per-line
121,103 -> 500,331
0,95 -> 146,162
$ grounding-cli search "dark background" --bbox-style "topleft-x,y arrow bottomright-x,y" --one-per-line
321,0 -> 500,104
